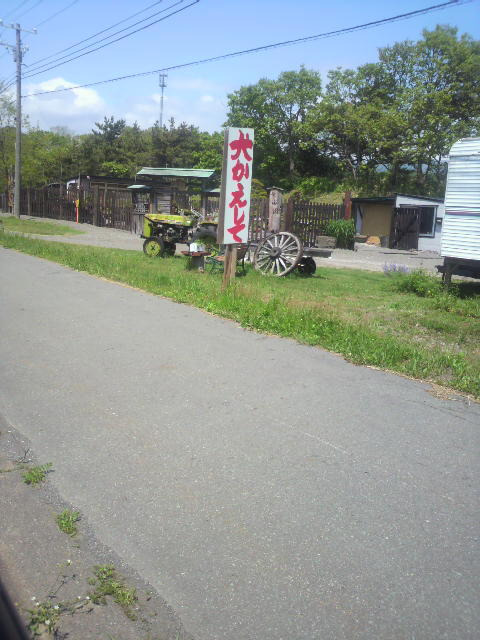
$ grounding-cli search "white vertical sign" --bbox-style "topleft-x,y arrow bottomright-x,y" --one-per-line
217,127 -> 254,245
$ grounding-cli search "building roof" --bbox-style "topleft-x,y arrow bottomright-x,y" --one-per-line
351,196 -> 394,204
67,174 -> 132,184
137,167 -> 216,179
352,192 -> 443,204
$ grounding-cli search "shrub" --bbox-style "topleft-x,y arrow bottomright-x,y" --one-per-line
323,219 -> 355,249
295,176 -> 337,200
391,270 -> 447,297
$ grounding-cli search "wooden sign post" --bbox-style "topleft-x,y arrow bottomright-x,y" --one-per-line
217,127 -> 254,289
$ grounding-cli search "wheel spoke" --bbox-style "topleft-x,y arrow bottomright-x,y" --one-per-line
278,234 -> 292,249
281,240 -> 298,252
259,258 -> 272,272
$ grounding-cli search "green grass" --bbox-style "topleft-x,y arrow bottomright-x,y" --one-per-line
22,463 -> 53,486
1,232 -> 479,397
0,215 -> 84,235
88,565 -> 138,620
56,509 -> 80,536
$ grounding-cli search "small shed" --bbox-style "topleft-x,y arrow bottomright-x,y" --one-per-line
352,193 -> 445,251
130,167 -> 218,216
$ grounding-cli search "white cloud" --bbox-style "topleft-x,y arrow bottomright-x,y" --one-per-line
23,77 -> 106,131
124,91 -> 225,132
20,74 -> 228,133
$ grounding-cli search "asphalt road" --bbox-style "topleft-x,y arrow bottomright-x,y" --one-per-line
1,247 -> 479,640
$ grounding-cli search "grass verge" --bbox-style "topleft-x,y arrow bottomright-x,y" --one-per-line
0,215 -> 84,236
1,233 -> 479,398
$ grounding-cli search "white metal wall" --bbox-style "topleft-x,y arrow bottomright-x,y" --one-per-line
441,137 -> 480,260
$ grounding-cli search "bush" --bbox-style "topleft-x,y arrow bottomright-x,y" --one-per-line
295,176 -> 337,200
391,270 -> 449,297
323,219 -> 355,249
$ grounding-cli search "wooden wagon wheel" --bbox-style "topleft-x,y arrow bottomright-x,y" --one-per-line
253,232 -> 303,276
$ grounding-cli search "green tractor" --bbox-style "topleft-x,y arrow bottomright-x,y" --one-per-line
142,209 -> 218,257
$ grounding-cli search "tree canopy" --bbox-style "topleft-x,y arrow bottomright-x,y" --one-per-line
0,26 -> 478,199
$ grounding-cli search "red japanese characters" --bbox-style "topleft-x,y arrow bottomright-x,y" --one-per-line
218,128 -> 254,245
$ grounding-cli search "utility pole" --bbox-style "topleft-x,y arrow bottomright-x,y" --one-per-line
0,19 -> 36,218
158,72 -> 167,129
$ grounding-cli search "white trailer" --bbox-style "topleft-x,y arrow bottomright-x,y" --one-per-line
441,137 -> 480,283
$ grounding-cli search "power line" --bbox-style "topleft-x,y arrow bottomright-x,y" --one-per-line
21,0 -> 472,99
0,0 -> 31,41
0,1 -> 79,78
35,0 -> 79,28
22,0 -> 198,79
14,0 -> 45,21
2,0 -> 32,20
23,0 -> 167,71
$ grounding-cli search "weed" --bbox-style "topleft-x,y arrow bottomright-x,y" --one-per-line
27,600 -> 61,637
56,509 -> 80,536
89,565 -> 138,620
22,463 -> 53,486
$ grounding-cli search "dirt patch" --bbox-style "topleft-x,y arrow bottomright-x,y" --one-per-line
0,419 -> 192,640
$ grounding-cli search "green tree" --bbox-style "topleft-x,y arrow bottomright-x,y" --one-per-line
0,90 -> 16,193
192,131 -> 223,170
225,67 -> 322,185
309,26 -> 480,195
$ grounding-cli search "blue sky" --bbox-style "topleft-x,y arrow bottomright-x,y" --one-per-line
1,0 -> 479,133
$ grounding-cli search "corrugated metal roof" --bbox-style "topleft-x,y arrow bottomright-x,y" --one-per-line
351,196 -> 394,203
137,167 -> 215,178
448,137 -> 480,157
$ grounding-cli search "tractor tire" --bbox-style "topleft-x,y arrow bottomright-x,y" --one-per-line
143,237 -> 165,257
297,256 -> 316,276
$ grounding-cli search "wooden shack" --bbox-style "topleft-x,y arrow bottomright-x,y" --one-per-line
128,167 -> 218,216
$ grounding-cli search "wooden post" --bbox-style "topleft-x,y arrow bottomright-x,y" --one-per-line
27,187 -> 31,216
343,190 -> 352,219
283,195 -> 294,232
93,187 -> 99,226
200,192 -> 207,216
222,244 -> 237,290
267,187 -> 283,233
78,186 -> 83,223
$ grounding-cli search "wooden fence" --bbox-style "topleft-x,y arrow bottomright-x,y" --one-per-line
4,189 -> 347,246
285,199 -> 345,246
18,186 -> 133,231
